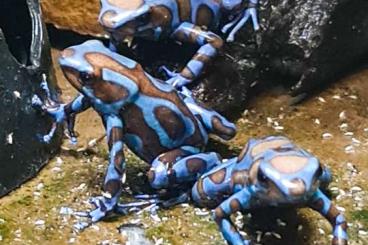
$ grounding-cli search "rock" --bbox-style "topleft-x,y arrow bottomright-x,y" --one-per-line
40,0 -> 104,37
118,224 -> 152,245
0,0 -> 61,197
41,0 -> 368,113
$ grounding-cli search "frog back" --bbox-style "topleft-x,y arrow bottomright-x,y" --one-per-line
120,69 -> 207,162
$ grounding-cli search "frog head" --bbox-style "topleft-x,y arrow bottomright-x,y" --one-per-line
99,0 -> 151,39
58,40 -> 138,103
249,150 -> 323,204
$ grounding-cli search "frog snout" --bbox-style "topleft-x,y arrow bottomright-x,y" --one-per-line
287,178 -> 306,196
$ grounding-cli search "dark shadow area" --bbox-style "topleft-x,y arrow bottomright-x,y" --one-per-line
0,0 -> 32,65
245,207 -> 315,245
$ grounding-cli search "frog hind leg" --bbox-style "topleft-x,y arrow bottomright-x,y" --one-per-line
163,22 -> 224,88
147,147 -> 221,190
182,89 -> 236,140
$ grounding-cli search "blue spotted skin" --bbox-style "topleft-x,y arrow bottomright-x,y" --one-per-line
192,136 -> 347,245
46,39 -> 236,222
98,0 -> 259,88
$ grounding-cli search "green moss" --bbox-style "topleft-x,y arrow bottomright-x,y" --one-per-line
351,210 -> 368,226
0,217 -> 11,240
15,195 -> 32,206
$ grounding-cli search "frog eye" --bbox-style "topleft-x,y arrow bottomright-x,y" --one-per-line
257,169 -> 268,183
80,72 -> 93,83
136,13 -> 149,25
316,166 -> 323,177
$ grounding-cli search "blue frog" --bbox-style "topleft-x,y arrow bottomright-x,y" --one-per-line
191,136 -> 348,245
98,0 -> 260,88
32,39 -> 236,222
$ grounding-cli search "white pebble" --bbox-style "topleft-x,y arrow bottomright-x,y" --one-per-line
34,220 -> 45,226
344,145 -> 354,154
318,97 -> 326,103
13,91 -> 21,99
322,133 -> 333,139
6,133 -> 13,145
344,132 -> 354,137
318,228 -> 325,235
339,111 -> 347,120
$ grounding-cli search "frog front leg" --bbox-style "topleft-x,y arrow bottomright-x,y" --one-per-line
309,189 -> 348,245
163,22 -> 224,89
214,189 -> 253,245
222,0 -> 260,42
89,114 -> 125,222
32,92 -> 91,143
147,148 -> 221,190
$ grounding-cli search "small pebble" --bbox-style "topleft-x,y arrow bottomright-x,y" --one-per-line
6,133 -> 13,145
322,133 -> 333,139
34,220 -> 45,226
13,91 -> 21,99
339,111 -> 347,121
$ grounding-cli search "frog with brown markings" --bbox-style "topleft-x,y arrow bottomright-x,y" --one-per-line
32,39 -> 236,222
192,136 -> 348,245
99,0 -> 260,88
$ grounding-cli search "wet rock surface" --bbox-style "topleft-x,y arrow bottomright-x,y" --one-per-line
0,0 -> 61,196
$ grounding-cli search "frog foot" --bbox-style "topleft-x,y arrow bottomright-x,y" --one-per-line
159,65 -> 191,89
88,196 -> 120,222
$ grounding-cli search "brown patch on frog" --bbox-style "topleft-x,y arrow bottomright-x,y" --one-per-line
154,106 -> 186,140
237,142 -> 250,163
104,179 -> 122,197
122,104 -> 168,162
92,80 -> 130,103
332,238 -> 348,245
158,149 -> 188,164
270,155 -> 308,174
230,198 -> 241,212
288,178 -> 306,196
192,53 -> 211,64
231,170 -> 249,188
214,207 -> 226,223
186,158 -> 206,173
113,149 -> 125,174
84,52 -> 205,149
147,170 -> 155,184
248,159 -> 261,184
326,205 -> 345,228
100,10 -> 118,28
61,66 -> 83,91
177,0 -> 191,22
107,0 -> 143,10
209,168 -> 226,184
251,139 -> 291,157
185,25 -> 203,43
207,33 -> 224,49
108,127 -> 123,149
309,197 -> 324,211
181,67 -> 195,80
211,116 -> 236,140
151,5 -> 172,27
196,178 -> 207,200
196,4 -> 213,27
